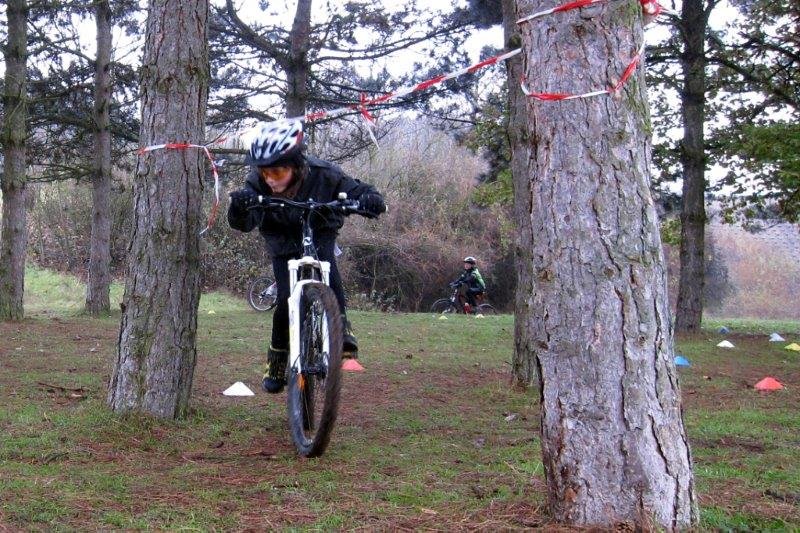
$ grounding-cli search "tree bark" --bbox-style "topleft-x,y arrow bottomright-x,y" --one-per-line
107,0 -> 209,419
0,0 -> 29,322
503,0 -> 538,389
285,0 -> 312,116
513,0 -> 697,527
674,0 -> 708,334
86,0 -> 113,315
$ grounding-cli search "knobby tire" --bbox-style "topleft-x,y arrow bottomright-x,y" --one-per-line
286,283 -> 343,457
476,303 -> 497,315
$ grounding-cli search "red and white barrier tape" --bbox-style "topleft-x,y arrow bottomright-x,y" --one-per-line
640,0 -> 677,17
520,44 -> 645,101
137,143 -> 220,235
517,0 -> 675,24
289,48 -> 524,126
139,0 -> 671,235
213,49 -> 523,148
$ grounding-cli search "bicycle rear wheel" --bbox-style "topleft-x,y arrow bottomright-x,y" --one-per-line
248,276 -> 277,312
430,299 -> 457,314
286,282 -> 343,457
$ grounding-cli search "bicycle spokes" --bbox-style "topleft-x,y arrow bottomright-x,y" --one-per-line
286,283 -> 343,457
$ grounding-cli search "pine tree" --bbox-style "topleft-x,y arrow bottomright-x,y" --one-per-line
510,0 -> 697,525
108,0 -> 209,419
0,0 -> 29,321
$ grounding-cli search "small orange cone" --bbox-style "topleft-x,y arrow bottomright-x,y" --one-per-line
342,359 -> 365,372
754,377 -> 784,391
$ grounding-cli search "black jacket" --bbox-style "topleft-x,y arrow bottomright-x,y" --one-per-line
457,267 -> 486,292
227,156 -> 381,256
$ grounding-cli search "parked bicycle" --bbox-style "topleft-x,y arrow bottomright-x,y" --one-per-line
248,276 -> 278,312
430,281 -> 497,315
249,192 -> 366,457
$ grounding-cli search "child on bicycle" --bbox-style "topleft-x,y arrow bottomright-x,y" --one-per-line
227,119 -> 386,393
452,256 -> 486,309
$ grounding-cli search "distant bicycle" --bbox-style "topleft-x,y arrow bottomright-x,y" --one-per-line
430,281 -> 497,315
248,276 -> 278,312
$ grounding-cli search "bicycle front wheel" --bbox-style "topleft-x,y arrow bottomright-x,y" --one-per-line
430,299 -> 457,314
286,282 -> 343,457
476,304 -> 497,315
248,276 -> 277,312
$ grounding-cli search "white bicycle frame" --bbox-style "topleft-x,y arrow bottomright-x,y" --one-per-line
255,193 -> 352,378
286,247 -> 332,374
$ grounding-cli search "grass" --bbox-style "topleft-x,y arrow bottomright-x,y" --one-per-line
0,267 -> 798,530
704,316 -> 800,335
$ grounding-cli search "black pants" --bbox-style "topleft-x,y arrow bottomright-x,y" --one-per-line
270,236 -> 347,350
465,288 -> 483,307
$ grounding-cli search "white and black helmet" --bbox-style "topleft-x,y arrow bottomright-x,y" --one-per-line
246,119 -> 304,166
464,256 -> 477,265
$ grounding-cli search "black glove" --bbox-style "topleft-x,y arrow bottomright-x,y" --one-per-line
229,189 -> 259,211
358,192 -> 386,218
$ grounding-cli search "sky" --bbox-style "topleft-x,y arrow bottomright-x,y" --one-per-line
2,0 -> 745,191
10,0 -> 736,98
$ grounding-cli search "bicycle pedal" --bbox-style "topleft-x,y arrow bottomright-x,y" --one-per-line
342,359 -> 365,372
342,350 -> 358,360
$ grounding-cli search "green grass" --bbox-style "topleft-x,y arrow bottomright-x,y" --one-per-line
1,267 -> 798,530
23,265 -> 124,315
704,316 -> 800,335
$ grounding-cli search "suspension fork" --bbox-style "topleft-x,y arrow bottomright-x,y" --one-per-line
287,261 -> 332,373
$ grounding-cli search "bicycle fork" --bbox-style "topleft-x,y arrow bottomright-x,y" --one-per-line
287,257 -> 332,375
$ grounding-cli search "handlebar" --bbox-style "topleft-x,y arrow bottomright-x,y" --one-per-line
249,192 -> 374,217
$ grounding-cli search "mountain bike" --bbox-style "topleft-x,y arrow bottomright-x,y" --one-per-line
430,281 -> 497,315
248,276 -> 277,311
250,192 -> 365,457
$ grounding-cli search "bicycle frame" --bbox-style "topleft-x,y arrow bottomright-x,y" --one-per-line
254,194 -> 361,377
448,284 -> 485,313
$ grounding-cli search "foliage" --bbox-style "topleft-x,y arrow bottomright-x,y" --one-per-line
659,217 -> 682,246
23,1 -> 141,184
27,181 -> 131,275
209,0 -> 475,158
472,168 -> 513,207
647,0 -> 799,223
718,122 -> 800,222
463,85 -> 510,187
337,120 -> 515,311
709,0 -> 800,221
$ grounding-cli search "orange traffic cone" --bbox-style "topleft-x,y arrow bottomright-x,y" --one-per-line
342,359 -> 365,372
754,377 -> 784,391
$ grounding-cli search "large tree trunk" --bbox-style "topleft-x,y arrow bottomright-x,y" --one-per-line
513,0 -> 697,527
107,0 -> 209,419
285,0 -> 312,116
86,0 -> 113,315
674,0 -> 707,334
0,0 -> 29,322
503,0 -> 538,389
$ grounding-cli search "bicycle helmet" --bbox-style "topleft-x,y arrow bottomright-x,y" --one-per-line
464,256 -> 477,265
246,119 -> 304,167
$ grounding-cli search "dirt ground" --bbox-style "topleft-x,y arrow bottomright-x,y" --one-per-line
1,315 -> 799,530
